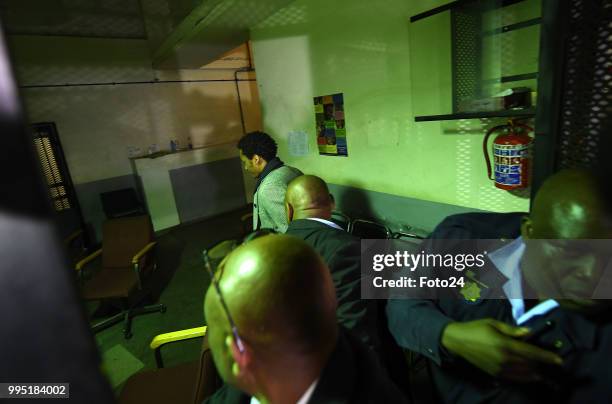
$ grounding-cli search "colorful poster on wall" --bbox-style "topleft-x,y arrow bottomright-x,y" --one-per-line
314,93 -> 347,156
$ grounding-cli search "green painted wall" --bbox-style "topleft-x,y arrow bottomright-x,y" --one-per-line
251,0 -> 534,214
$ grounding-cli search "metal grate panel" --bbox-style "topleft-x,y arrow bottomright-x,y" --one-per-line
451,5 -> 483,111
32,123 -> 73,212
556,0 -> 612,169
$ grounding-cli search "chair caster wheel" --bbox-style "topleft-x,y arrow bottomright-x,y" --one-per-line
160,305 -> 167,313
124,330 -> 133,339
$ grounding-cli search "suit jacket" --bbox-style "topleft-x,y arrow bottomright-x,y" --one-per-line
286,219 -> 378,349
253,165 -> 302,233
203,329 -> 408,404
387,212 -> 612,403
387,213 -> 523,366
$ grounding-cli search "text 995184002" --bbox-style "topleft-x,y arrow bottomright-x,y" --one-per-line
0,383 -> 69,399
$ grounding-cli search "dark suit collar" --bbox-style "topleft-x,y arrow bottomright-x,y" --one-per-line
476,259 -> 509,299
462,240 -> 511,300
472,237 -> 537,299
287,218 -> 338,232
208,384 -> 250,404
211,331 -> 356,404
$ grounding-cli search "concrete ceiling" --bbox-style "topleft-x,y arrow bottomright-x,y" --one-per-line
0,0 -> 147,39
0,0 -> 296,70
152,0 -> 296,69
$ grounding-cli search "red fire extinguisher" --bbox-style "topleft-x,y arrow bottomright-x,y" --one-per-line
483,120 -> 533,190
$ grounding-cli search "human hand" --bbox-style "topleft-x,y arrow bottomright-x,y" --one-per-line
441,319 -> 563,382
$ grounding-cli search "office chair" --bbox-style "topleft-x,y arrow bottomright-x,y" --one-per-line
349,218 -> 392,239
202,227 -> 278,275
64,227 -> 88,263
121,239 -> 252,402
119,327 -> 223,404
204,239 -> 239,272
391,226 -> 428,241
100,188 -> 145,219
330,210 -> 351,231
76,214 -> 165,339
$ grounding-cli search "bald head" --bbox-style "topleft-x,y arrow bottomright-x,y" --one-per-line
205,235 -> 337,361
285,175 -> 334,221
205,235 -> 340,404
529,169 -> 612,238
521,169 -> 612,314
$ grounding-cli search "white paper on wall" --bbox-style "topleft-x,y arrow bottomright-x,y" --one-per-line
288,131 -> 309,157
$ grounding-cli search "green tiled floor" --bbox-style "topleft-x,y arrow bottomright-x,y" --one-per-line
101,344 -> 144,389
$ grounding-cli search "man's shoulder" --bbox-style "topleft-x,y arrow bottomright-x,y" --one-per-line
287,219 -> 359,250
262,165 -> 302,185
432,211 -> 525,240
287,221 -> 360,267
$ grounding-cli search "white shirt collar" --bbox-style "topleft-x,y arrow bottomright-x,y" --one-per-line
305,217 -> 344,230
487,237 -> 559,324
296,379 -> 318,404
516,299 -> 560,325
249,379 -> 318,404
487,237 -> 525,282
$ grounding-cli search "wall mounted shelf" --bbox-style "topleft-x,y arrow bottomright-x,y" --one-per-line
414,107 -> 535,122
409,0 -> 541,122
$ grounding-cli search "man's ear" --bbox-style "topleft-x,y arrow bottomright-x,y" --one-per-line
227,336 -> 255,384
520,215 -> 533,240
252,154 -> 262,166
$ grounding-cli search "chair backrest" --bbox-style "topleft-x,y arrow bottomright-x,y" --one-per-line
330,210 -> 351,231
100,188 -> 144,219
204,239 -> 238,273
102,215 -> 153,268
350,218 -> 391,239
192,334 -> 223,403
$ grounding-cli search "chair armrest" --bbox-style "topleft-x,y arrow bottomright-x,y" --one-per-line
131,241 -> 157,265
392,231 -> 426,240
75,248 -> 102,271
64,229 -> 84,246
150,326 -> 207,368
150,326 -> 207,350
